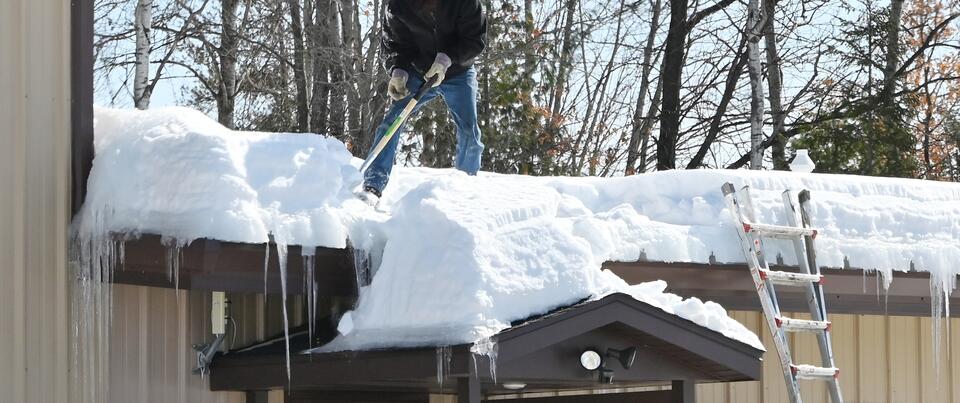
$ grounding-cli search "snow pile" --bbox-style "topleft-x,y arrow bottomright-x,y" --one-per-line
86,107 -> 360,247
328,174 -> 764,350
80,107 -> 960,354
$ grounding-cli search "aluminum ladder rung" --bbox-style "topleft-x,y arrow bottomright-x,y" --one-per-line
791,364 -> 839,380
760,269 -> 823,286
776,316 -> 831,332
742,222 -> 817,239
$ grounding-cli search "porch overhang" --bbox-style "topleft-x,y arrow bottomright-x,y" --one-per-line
208,293 -> 763,397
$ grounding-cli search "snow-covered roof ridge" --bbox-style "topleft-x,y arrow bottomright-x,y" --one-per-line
80,107 -> 960,353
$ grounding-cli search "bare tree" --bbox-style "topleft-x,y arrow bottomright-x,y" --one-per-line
133,0 -> 153,109
763,0 -> 787,170
746,0 -> 765,170
626,0 -> 662,175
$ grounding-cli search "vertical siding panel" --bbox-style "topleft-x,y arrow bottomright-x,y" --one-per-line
761,311 -> 789,403
919,315 -> 951,403
696,381 -> 726,403
888,316 -> 921,402
791,312 -> 828,402
109,286 -> 245,403
0,2 -> 26,401
727,311 -> 761,403
831,313 -> 858,403
0,0 -> 71,402
268,389 -> 286,403
947,319 -> 960,403
859,314 -> 888,403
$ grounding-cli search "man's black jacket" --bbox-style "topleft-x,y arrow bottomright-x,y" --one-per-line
382,0 -> 487,78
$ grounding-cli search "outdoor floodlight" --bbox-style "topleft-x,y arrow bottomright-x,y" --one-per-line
606,347 -> 637,369
579,349 -> 603,371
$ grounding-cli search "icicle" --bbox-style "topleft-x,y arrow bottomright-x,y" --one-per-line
302,249 -> 317,348
470,337 -> 499,383
929,270 -> 956,387
352,246 -> 370,288
435,345 -> 452,387
70,205 -> 121,403
163,239 -> 182,296
271,232 -> 293,385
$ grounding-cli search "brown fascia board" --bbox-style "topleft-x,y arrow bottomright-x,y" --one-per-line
116,234 -> 357,296
115,234 -> 955,317
605,261 -> 960,317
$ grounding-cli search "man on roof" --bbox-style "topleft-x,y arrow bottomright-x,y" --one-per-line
358,0 -> 488,203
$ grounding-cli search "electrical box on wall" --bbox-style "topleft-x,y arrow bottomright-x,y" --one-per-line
211,291 -> 227,335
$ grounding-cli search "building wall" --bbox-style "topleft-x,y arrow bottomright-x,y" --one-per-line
108,285 -> 303,403
106,286 -> 960,403
0,0 -> 72,402
696,310 -> 960,403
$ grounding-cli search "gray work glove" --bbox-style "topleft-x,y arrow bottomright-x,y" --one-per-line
388,69 -> 409,101
424,52 -> 452,87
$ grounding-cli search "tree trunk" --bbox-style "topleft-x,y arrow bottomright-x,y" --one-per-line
309,0 -> 329,134
637,78 -> 662,173
523,0 -> 535,81
544,0 -> 578,173
217,0 -> 238,129
341,0 -> 362,145
326,0 -> 345,139
657,0 -> 688,170
626,0 -> 662,175
133,0 -> 152,110
288,0 -> 309,132
746,0 -> 765,170
882,0 -> 904,97
763,0 -> 787,170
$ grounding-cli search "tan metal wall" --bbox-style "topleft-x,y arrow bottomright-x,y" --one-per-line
107,286 -> 960,403
695,311 -> 960,403
108,285 -> 304,403
0,0 -> 72,402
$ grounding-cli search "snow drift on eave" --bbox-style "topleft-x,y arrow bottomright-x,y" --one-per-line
78,107 -> 960,353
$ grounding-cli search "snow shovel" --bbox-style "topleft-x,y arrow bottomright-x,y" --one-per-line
359,75 -> 440,175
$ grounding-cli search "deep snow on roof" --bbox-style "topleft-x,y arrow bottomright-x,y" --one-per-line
80,107 -> 960,351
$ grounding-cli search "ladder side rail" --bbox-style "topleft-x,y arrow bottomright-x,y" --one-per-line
737,187 -> 787,315
722,184 -> 803,403
782,190 -> 837,366
796,190 -> 844,403
782,190 -> 830,326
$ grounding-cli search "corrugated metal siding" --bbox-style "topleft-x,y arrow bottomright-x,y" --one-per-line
699,311 -> 960,403
0,0 -> 71,402
108,285 -> 303,403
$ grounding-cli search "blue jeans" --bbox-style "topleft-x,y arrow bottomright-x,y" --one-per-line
363,67 -> 485,194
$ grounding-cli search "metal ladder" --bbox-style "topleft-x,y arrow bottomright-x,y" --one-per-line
721,183 -> 843,403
